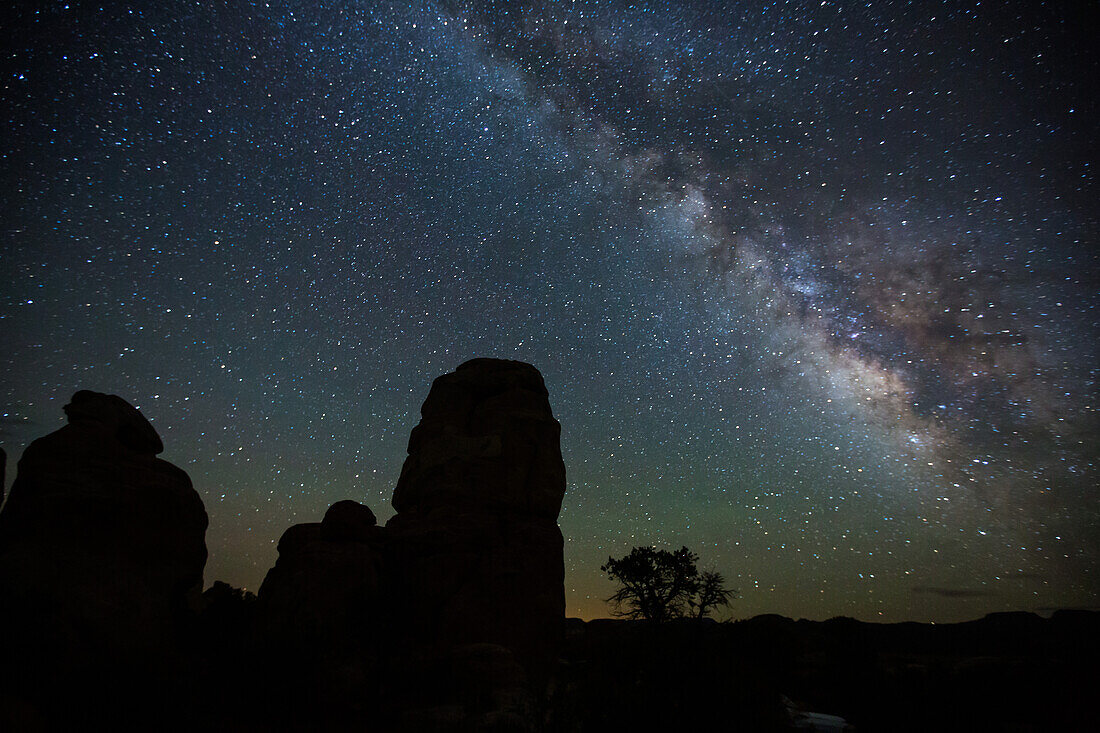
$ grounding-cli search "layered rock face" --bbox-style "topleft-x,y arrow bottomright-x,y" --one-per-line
387,358 -> 566,670
0,391 -> 208,661
392,358 -> 566,520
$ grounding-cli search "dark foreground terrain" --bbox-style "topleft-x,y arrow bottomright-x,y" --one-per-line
0,361 -> 1093,731
555,611 -> 1096,732
6,586 -> 1094,731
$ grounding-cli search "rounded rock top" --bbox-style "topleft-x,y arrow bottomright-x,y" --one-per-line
63,390 -> 164,455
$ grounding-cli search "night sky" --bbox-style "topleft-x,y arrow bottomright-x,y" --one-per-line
2,1 -> 1096,622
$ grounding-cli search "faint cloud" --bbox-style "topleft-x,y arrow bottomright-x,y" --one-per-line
911,586 -> 997,599
1035,606 -> 1100,613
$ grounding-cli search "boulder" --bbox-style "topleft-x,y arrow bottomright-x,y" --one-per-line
321,498 -> 378,541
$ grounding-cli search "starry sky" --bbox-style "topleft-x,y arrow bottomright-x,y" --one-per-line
2,0 -> 1096,622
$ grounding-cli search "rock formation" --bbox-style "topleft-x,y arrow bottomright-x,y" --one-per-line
258,499 -> 384,653
1,373 -> 1097,731
0,391 -> 208,729
386,358 -> 566,671
256,358 -> 567,728
0,390 -> 208,662
251,499 -> 385,726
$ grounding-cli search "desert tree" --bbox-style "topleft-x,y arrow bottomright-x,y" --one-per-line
689,569 -> 737,619
602,546 -> 735,622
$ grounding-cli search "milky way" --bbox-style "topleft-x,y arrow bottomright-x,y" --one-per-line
2,1 -> 1096,621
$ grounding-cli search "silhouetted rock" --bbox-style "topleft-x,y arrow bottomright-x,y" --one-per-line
251,359 -> 567,729
392,358 -> 565,519
257,499 -> 383,652
0,391 -> 207,649
64,388 -> 165,453
201,579 -> 257,610
0,390 -> 207,727
387,359 -> 566,669
0,377 -> 1095,731
251,499 -> 386,726
321,498 -> 378,541
381,358 -> 566,729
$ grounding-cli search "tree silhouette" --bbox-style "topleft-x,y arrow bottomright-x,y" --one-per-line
690,570 -> 736,619
602,546 -> 735,622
